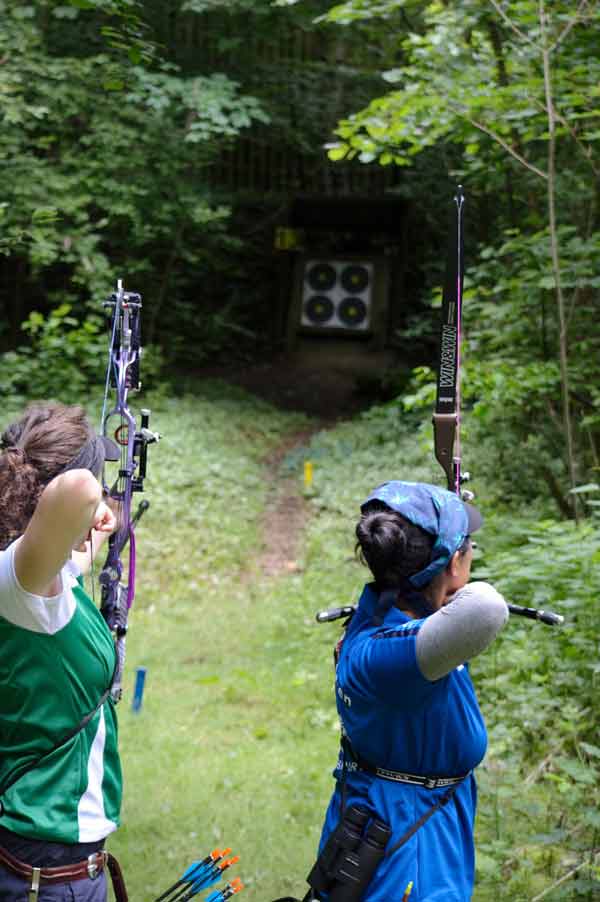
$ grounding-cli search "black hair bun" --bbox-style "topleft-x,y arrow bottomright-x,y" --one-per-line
356,501 -> 434,587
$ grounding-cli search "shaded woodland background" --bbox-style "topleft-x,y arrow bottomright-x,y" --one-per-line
1,0 -> 599,516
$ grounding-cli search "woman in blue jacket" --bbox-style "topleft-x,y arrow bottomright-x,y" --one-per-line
315,480 -> 508,902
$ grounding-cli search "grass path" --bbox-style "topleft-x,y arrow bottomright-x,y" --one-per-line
251,426 -> 320,579
108,386 -> 335,902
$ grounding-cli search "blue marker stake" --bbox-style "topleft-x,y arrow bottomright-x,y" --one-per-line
132,666 -> 147,713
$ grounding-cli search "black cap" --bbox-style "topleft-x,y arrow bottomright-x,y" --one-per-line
464,501 -> 482,534
62,434 -> 120,477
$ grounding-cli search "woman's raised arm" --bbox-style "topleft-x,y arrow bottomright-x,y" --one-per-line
14,469 -> 109,596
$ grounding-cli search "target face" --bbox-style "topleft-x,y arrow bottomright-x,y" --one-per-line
338,297 -> 367,327
301,260 -> 373,332
304,295 -> 335,324
307,263 -> 337,292
340,265 -> 369,294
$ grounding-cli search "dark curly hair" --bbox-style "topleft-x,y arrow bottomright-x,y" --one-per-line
0,402 -> 93,550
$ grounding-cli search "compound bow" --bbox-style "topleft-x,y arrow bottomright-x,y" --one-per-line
99,280 -> 160,701
433,188 -> 563,628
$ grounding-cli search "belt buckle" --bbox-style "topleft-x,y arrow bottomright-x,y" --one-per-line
424,777 -> 439,789
87,853 -> 102,880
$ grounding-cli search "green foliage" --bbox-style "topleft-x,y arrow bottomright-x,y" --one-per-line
0,304 -> 164,403
473,516 -> 600,898
183,0 -> 270,11
304,0 -> 600,514
0,0 -> 271,359
1,0 -> 392,367
323,1 -> 600,174
0,305 -> 105,403
0,205 -> 60,259
459,227 -> 600,510
125,69 -> 269,143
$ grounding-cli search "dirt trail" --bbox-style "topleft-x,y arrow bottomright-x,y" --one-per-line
201,352 -> 374,420
208,354 -> 373,578
255,425 -> 322,578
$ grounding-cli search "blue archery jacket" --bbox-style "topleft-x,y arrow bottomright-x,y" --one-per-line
319,583 -> 488,901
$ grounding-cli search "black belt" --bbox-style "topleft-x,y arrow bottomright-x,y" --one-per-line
342,742 -> 469,789
358,764 -> 468,789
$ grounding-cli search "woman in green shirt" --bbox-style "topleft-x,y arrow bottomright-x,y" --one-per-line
0,402 -> 123,902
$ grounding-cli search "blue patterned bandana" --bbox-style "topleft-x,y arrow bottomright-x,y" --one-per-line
361,481 -> 482,588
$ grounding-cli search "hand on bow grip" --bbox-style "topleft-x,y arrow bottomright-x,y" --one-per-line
92,500 -> 118,536
73,501 -> 117,551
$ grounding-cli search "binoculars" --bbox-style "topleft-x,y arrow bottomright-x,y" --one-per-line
306,805 -> 391,901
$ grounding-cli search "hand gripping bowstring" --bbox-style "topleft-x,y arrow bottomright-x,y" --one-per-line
432,188 -> 563,628
98,280 -> 159,702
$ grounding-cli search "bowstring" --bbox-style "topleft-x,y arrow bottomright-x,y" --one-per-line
90,541 -> 96,606
455,190 -> 502,883
100,285 -> 121,435
455,188 -> 464,493
91,287 -> 121,610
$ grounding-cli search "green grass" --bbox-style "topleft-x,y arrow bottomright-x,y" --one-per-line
105,382 -> 330,901
5,382 -> 597,901
105,387 -> 599,902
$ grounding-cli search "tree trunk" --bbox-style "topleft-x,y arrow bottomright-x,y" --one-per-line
539,0 -> 579,520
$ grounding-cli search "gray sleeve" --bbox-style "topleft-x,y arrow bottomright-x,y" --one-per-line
416,581 -> 509,681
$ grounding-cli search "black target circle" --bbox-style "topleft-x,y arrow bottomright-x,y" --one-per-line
338,297 -> 367,327
340,264 -> 369,294
304,295 -> 335,324
307,262 -> 337,292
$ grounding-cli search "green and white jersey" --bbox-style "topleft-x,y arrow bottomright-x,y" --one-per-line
0,539 -> 122,843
